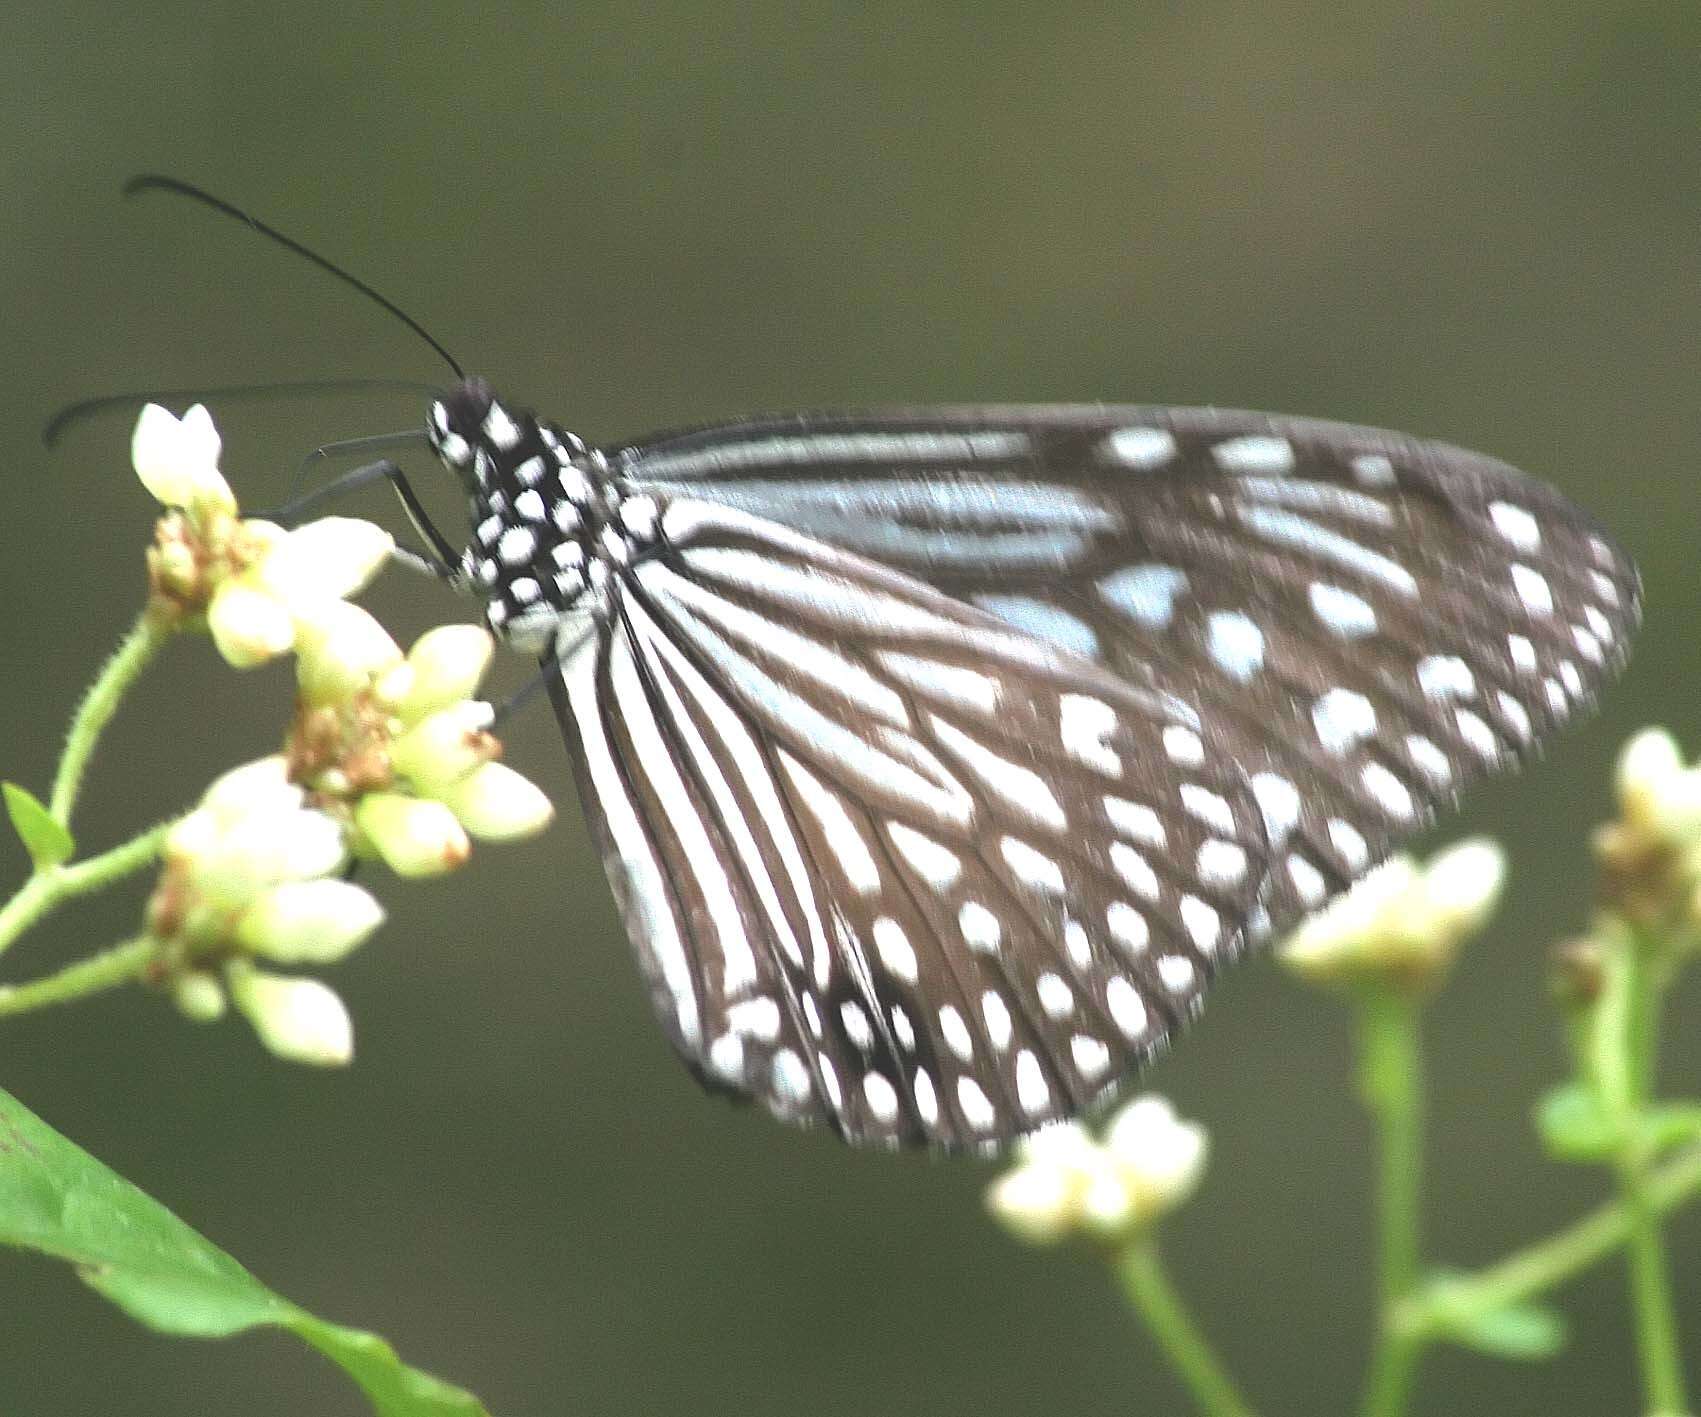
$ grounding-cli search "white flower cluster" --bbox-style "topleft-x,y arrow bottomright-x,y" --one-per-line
985,1095 -> 1208,1245
133,404 -> 554,1064
1280,839 -> 1506,992
134,403 -> 394,666
153,759 -> 375,1064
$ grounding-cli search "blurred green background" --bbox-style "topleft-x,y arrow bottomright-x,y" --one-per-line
2,2 -> 1697,1412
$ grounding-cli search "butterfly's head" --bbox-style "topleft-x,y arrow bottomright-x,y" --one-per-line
425,378 -> 609,653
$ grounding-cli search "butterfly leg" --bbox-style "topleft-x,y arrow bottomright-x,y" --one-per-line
260,457 -> 464,583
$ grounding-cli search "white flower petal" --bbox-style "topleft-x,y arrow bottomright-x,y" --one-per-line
131,403 -> 234,513
985,1163 -> 1077,1244
258,517 -> 394,603
1420,838 -> 1507,934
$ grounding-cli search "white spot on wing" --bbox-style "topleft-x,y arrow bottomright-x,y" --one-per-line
1312,688 -> 1378,754
874,917 -> 918,983
887,822 -> 963,888
1060,694 -> 1122,776
1001,837 -> 1066,895
1104,426 -> 1177,468
1212,434 -> 1295,473
1310,583 -> 1379,638
1511,564 -> 1554,615
1251,772 -> 1301,842
1205,611 -> 1266,682
1098,564 -> 1189,628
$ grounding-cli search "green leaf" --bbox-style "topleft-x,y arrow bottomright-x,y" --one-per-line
1441,1298 -> 1568,1361
1535,1083 -> 1617,1162
1421,1270 -> 1568,1361
2,783 -> 74,868
0,1085 -> 488,1416
1640,1104 -> 1701,1156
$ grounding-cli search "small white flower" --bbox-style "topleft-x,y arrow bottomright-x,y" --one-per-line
1614,728 -> 1701,851
986,1096 -> 1209,1245
133,405 -> 396,670
132,403 -> 235,515
1280,838 -> 1506,990
354,792 -> 471,876
226,963 -> 354,1066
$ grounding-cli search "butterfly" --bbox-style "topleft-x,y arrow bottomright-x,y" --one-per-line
421,377 -> 1639,1151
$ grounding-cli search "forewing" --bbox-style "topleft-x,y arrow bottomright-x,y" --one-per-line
620,406 -> 1640,939
549,499 -> 1269,1149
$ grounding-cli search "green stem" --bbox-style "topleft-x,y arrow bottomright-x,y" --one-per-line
1114,1238 -> 1256,1417
0,937 -> 157,1016
1395,1144 -> 1701,1342
1611,939 -> 1690,1415
48,615 -> 171,826
1356,989 -> 1426,1417
0,822 -> 174,959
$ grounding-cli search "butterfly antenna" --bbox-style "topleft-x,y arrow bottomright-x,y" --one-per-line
42,377 -> 439,448
124,174 -> 466,381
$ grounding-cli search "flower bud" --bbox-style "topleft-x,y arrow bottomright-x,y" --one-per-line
191,807 -> 348,907
435,761 -> 555,841
227,963 -> 354,1066
294,601 -> 404,706
397,624 -> 495,720
171,970 -> 228,1022
236,879 -> 385,963
355,792 -> 471,876
390,701 -> 500,790
201,755 -> 303,821
206,582 -> 297,668
1615,728 -> 1701,846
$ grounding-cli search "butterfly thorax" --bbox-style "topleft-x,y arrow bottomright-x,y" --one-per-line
426,377 -> 653,653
